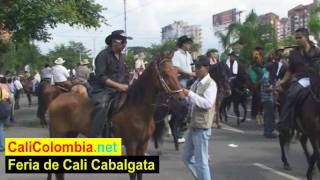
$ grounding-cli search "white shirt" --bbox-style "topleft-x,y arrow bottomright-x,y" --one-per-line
276,61 -> 283,77
186,74 -> 217,110
14,80 -> 23,90
41,67 -> 53,79
172,49 -> 193,73
34,73 -> 41,83
52,65 -> 69,83
135,59 -> 145,69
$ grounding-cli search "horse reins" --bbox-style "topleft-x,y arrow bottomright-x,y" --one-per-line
155,59 -> 183,94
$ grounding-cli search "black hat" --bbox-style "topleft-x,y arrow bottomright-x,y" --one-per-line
177,35 -> 193,47
192,55 -> 210,67
105,30 -> 133,46
254,46 -> 264,50
228,51 -> 239,57
275,47 -> 284,52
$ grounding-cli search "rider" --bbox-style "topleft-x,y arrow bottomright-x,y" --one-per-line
172,35 -> 195,143
40,64 -> 53,84
90,30 -> 131,137
276,28 -> 320,136
52,57 -> 72,89
75,59 -> 92,94
226,51 -> 239,79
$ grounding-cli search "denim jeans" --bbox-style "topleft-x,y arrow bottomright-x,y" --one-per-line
262,100 -> 275,135
183,128 -> 212,180
0,121 -> 4,150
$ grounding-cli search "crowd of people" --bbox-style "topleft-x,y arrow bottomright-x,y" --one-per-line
0,27 -> 319,180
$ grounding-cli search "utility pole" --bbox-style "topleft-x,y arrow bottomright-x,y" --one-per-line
124,0 -> 127,35
124,0 -> 128,54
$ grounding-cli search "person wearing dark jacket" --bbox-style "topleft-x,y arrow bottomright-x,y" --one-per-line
90,30 -> 132,137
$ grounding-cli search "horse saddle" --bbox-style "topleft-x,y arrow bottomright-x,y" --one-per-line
109,92 -> 127,115
54,84 -> 70,92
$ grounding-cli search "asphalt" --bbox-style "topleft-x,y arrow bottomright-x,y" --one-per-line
0,95 -> 319,180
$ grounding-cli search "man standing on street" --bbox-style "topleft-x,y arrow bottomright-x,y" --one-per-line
182,55 -> 217,180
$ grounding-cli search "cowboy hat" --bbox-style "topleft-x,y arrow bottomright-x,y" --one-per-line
80,59 -> 90,65
177,35 -> 193,47
105,30 -> 133,46
228,51 -> 239,57
54,57 -> 65,65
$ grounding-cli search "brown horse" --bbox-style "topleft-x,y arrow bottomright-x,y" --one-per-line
36,80 -> 65,127
20,76 -> 33,106
279,62 -> 320,180
47,58 -> 184,180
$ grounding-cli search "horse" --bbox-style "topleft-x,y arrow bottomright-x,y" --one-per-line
152,61 -> 231,153
36,80 -> 66,127
19,76 -> 33,106
220,64 -> 249,126
47,57 -> 184,180
279,61 -> 320,180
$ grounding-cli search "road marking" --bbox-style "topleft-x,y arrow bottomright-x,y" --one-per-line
227,115 -> 253,121
220,123 -> 245,134
253,163 -> 302,180
228,144 -> 239,148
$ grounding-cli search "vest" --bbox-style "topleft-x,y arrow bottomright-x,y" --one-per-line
189,77 -> 216,129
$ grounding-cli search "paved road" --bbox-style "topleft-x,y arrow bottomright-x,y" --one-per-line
0,96 -> 319,180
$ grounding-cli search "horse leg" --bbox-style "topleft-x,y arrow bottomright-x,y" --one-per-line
279,134 -> 291,170
233,102 -> 240,126
136,142 -> 149,180
27,93 -> 32,106
125,143 -> 138,180
169,119 -> 179,151
300,134 -> 311,165
306,137 -> 319,180
241,100 -> 247,123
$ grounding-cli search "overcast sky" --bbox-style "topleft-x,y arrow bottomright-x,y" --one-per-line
36,0 -> 314,57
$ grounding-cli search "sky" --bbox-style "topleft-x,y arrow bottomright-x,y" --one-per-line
36,0 -> 314,57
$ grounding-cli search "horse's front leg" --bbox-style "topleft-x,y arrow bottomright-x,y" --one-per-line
279,134 -> 291,170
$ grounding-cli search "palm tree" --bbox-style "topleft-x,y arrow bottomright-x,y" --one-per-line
216,10 -> 277,64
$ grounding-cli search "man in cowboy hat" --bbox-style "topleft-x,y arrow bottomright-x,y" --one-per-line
75,59 -> 91,84
52,57 -> 71,89
226,51 -> 240,78
172,35 -> 195,143
91,30 -> 132,137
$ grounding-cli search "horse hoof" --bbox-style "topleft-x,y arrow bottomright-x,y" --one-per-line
283,164 -> 291,171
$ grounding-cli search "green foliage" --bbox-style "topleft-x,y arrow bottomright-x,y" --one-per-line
46,41 -> 91,68
149,40 -> 177,59
216,10 -> 278,64
0,0 -> 106,42
278,36 -> 296,47
0,41 -> 45,73
308,2 -> 320,42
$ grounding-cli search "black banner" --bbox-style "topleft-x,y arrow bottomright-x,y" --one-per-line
6,156 -> 159,173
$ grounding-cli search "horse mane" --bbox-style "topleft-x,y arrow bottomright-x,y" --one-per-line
71,84 -> 88,98
125,60 -> 157,105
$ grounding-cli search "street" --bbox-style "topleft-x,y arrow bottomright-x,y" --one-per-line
0,96 -> 319,180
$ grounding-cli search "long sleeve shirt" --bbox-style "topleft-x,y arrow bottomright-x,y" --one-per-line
186,74 -> 217,110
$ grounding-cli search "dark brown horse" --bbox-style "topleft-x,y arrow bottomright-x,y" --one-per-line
47,58 -> 184,180
20,76 -> 33,106
279,62 -> 320,180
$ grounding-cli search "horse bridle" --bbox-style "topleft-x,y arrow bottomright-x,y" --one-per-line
155,59 -> 183,94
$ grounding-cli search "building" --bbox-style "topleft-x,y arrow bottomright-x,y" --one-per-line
288,3 -> 313,33
258,13 -> 281,39
161,21 -> 202,47
279,18 -> 291,39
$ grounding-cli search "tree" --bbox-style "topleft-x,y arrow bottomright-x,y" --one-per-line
46,41 -> 91,68
216,10 -> 277,63
0,0 -> 106,42
308,1 -> 320,43
0,41 -> 45,73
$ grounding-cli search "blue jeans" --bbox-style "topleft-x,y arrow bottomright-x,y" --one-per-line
183,128 -> 212,180
0,121 -> 4,150
262,100 -> 275,135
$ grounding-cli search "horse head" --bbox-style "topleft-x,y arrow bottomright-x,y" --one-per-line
153,57 -> 184,98
209,62 -> 231,97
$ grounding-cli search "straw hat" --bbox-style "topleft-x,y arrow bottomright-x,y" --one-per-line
54,57 -> 65,65
80,59 -> 90,65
